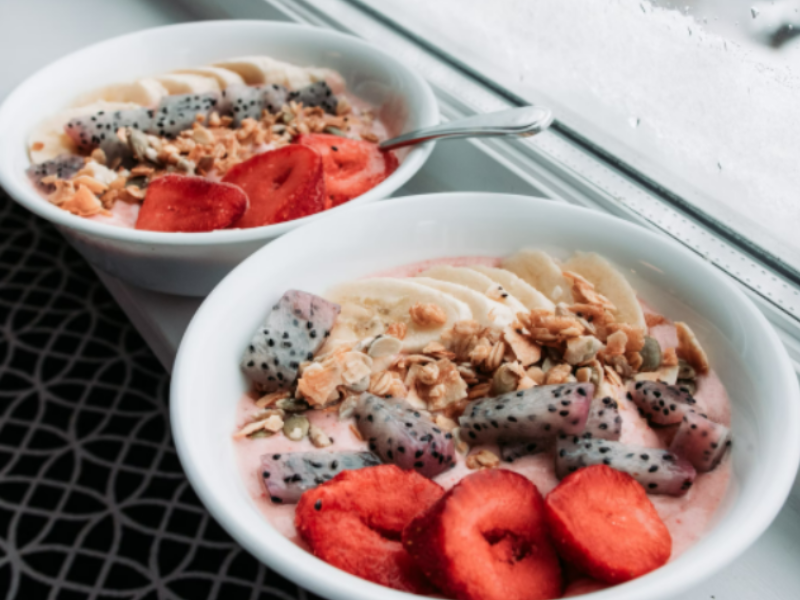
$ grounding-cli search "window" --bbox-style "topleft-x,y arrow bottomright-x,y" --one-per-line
365,0 -> 800,278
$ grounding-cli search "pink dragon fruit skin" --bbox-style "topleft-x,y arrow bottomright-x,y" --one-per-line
261,451 -> 380,504
241,290 -> 341,393
353,393 -> 455,478
582,394 -> 622,441
628,380 -> 698,425
459,383 -> 593,445
26,154 -> 85,193
555,436 -> 697,496
669,411 -> 731,472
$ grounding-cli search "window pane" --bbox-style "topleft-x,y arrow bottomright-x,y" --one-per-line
372,0 -> 800,275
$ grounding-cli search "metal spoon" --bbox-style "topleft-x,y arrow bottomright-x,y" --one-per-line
379,106 -> 553,151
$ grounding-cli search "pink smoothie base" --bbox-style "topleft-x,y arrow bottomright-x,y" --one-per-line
232,257 -> 732,594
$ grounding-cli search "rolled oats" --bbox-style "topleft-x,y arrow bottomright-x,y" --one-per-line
545,363 -> 572,385
409,302 -> 447,327
503,326 -> 542,366
385,322 -> 407,340
466,449 -> 500,470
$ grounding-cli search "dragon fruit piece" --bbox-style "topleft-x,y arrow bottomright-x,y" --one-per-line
353,393 -> 455,478
582,394 -> 622,441
669,411 -> 731,472
287,81 -> 338,114
458,383 -> 593,445
221,84 -> 288,126
627,380 -> 698,425
556,436 -> 696,496
261,451 -> 380,504
151,92 -> 220,137
26,154 -> 85,193
241,290 -> 341,393
65,107 -> 154,151
499,440 -> 544,463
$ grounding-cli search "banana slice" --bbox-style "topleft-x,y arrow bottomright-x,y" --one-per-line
153,73 -> 220,94
28,101 -> 139,163
74,78 -> 169,107
213,56 -> 314,89
416,265 -> 528,315
563,252 -> 646,328
414,277 -> 514,328
468,265 -> 554,312
324,278 -> 471,353
172,66 -> 245,89
501,249 -> 574,304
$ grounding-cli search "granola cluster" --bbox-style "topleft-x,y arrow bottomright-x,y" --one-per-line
235,269 -> 710,471
39,97 -> 377,218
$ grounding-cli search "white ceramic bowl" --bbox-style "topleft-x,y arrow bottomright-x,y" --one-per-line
0,20 -> 437,296
171,193 -> 800,600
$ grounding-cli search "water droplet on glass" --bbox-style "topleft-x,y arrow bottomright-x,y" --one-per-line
751,7 -> 760,18
628,117 -> 641,129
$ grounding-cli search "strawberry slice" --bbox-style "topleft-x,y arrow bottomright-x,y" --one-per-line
403,469 -> 562,600
544,464 -> 672,584
222,145 -> 326,228
297,133 -> 398,207
135,175 -> 248,233
295,465 -> 443,594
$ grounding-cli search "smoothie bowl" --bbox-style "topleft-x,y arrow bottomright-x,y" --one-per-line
0,21 -> 437,295
171,194 -> 800,600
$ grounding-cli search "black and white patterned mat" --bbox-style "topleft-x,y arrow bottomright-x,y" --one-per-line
0,189 -> 313,600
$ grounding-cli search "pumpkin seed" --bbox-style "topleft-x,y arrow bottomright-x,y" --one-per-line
639,336 -> 662,372
276,398 -> 310,412
678,359 -> 696,380
283,415 -> 310,441
324,126 -> 348,137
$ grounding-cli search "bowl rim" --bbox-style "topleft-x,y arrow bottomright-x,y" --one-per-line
0,20 -> 438,246
171,192 -> 800,600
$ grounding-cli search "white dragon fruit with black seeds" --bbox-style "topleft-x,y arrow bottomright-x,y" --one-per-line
241,290 -> 341,392
628,380 -> 697,425
555,436 -> 697,496
65,107 -> 155,151
458,383 -> 593,445
220,84 -> 288,126
151,93 -> 220,137
260,451 -> 380,503
64,92 -> 219,153
499,440 -> 544,463
287,81 -> 338,114
669,411 -> 731,472
27,155 -> 85,193
582,395 -> 622,441
353,393 -> 455,478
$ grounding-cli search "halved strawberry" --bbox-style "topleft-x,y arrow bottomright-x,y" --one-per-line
295,465 -> 443,594
544,464 -> 672,584
135,174 -> 248,232
403,469 -> 562,600
297,133 -> 398,207
222,145 -> 325,228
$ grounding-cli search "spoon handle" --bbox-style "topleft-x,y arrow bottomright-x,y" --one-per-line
379,106 -> 553,151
